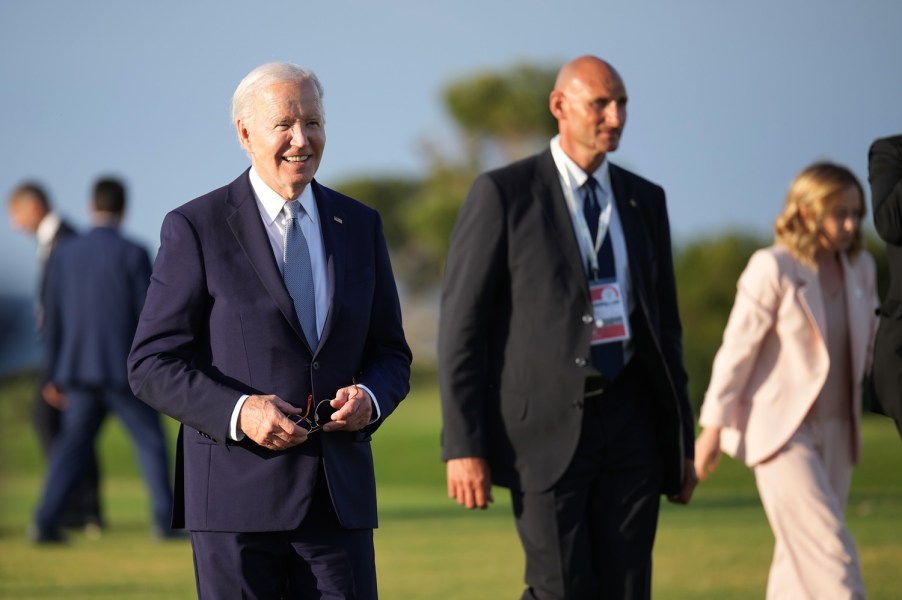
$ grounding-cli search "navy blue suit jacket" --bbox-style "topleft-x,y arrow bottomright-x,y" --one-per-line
45,226 -> 151,391
128,170 -> 411,532
37,218 -> 76,382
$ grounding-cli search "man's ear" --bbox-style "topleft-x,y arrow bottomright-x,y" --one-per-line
549,90 -> 565,121
236,119 -> 251,152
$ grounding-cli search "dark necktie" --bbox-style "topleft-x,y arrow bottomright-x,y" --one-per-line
583,177 -> 624,381
283,201 -> 318,350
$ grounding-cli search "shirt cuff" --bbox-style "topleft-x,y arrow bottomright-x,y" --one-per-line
230,394 -> 249,441
356,384 -> 381,424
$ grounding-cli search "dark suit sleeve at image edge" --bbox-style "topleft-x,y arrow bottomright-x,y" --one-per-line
870,137 -> 902,245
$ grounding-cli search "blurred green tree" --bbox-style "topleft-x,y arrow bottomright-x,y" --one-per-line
443,63 -> 558,166
675,231 -> 766,410
337,62 -> 559,290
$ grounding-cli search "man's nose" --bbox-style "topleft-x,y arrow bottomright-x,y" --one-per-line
290,123 -> 307,146
604,103 -> 624,127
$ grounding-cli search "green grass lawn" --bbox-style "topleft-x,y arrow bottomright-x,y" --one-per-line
1,371 -> 900,599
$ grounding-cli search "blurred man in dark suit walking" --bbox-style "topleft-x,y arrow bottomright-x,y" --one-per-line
7,182 -> 102,535
29,177 -> 176,543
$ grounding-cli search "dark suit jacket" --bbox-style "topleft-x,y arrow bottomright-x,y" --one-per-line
38,218 -> 76,381
439,150 -> 691,495
869,134 -> 902,425
44,226 -> 151,390
127,170 -> 411,532
39,218 -> 76,310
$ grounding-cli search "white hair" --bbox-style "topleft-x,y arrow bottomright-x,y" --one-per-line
230,62 -> 325,126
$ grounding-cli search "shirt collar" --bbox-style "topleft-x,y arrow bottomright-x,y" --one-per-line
35,211 -> 62,248
549,135 -> 612,197
248,167 -> 318,226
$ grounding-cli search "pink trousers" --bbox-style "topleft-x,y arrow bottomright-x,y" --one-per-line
754,418 -> 865,599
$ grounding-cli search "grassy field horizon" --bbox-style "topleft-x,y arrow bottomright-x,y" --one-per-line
2,369 -> 900,598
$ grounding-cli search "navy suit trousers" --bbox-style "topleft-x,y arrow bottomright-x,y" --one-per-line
35,387 -> 173,532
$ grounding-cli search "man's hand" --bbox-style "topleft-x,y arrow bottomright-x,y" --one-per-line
41,382 -> 66,410
667,457 -> 698,505
447,457 -> 493,510
238,394 -> 307,451
322,382 -> 373,432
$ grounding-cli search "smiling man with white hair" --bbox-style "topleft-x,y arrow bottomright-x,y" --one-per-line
128,62 -> 412,598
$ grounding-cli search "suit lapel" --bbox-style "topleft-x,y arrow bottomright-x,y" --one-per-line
841,253 -> 868,382
798,254 -> 870,382
535,151 -> 589,296
312,181 -> 343,345
224,171 -> 307,343
609,165 -> 650,303
796,259 -> 827,344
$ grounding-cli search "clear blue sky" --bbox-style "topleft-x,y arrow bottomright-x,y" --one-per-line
2,0 -> 900,296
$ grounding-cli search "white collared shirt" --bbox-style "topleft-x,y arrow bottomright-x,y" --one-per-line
550,135 -> 635,359
248,167 -> 329,337
36,211 -> 62,262
228,168 -> 380,440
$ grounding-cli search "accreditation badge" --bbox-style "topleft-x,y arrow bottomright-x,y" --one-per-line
589,279 -> 630,345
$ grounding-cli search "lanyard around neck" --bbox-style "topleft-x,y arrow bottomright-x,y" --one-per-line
561,172 -> 613,276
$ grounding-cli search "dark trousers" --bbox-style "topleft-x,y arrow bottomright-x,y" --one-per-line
32,379 -> 103,527
511,363 -> 662,600
34,386 -> 174,532
190,466 -> 377,600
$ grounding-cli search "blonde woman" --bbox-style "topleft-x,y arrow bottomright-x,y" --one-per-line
695,162 -> 878,599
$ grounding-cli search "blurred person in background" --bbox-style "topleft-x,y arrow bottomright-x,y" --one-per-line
29,177 -> 176,543
695,162 -> 877,599
7,181 -> 103,536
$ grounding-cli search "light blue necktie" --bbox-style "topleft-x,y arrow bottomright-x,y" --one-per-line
283,201 -> 318,350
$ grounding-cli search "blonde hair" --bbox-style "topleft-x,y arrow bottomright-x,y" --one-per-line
773,162 -> 865,266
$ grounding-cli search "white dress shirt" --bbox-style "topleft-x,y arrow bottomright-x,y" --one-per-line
549,135 -> 635,361
249,167 -> 330,335
36,211 -> 63,262
228,168 -> 380,440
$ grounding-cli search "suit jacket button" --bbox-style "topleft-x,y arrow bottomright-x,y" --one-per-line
582,314 -> 593,324
575,357 -> 587,367
312,361 -> 320,370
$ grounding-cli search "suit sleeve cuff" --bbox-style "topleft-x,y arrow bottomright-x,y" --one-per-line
356,384 -> 381,424
230,395 -> 249,441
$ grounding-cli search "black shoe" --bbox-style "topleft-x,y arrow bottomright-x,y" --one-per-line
27,524 -> 68,545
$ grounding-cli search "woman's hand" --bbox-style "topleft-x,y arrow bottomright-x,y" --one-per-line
694,426 -> 723,481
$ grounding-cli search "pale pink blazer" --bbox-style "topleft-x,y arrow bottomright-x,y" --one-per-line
699,245 -> 879,467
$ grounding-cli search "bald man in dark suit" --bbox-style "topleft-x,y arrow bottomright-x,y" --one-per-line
440,56 -> 697,600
